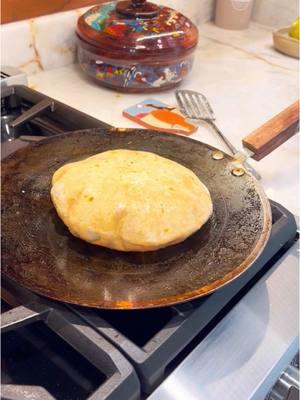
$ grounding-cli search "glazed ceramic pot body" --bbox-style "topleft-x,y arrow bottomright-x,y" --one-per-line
77,40 -> 195,92
76,1 -> 198,93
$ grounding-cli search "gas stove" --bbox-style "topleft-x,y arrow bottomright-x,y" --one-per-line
1,85 -> 110,157
1,85 -> 299,400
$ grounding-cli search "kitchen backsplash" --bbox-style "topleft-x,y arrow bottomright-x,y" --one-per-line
1,8 -> 84,75
158,0 -> 215,24
252,0 -> 298,28
0,0 -> 214,75
1,0 -> 298,76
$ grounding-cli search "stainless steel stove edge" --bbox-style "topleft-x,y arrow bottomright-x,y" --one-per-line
148,231 -> 299,400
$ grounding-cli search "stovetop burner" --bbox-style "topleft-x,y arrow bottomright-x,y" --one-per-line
1,85 -> 298,399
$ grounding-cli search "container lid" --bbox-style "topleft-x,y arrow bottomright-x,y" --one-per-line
76,0 -> 198,61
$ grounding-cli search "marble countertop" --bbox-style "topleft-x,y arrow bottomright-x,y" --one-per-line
28,22 -> 299,215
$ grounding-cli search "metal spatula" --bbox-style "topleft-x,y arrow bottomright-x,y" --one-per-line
175,90 -> 260,179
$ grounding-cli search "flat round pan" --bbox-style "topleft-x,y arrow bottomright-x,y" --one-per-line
1,129 -> 272,309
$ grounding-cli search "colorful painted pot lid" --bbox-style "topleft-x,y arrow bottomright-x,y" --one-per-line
76,0 -> 198,61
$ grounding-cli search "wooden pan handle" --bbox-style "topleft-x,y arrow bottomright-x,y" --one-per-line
242,101 -> 299,161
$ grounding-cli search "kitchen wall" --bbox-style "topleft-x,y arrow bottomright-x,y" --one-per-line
173,0 -> 299,28
252,0 -> 298,27
1,0 -> 298,76
0,0 -> 215,76
156,0 -> 215,24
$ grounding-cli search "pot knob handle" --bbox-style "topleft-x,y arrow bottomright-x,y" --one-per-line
131,0 -> 146,6
116,0 -> 160,18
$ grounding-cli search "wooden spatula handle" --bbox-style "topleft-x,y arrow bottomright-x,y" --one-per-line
242,101 -> 299,161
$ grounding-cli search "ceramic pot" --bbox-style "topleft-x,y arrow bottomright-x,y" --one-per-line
76,0 -> 198,92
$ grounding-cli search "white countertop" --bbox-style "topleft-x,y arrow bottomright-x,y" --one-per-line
28,22 -> 299,216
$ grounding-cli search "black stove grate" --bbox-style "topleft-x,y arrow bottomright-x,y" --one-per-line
96,307 -> 176,348
1,300 -> 140,400
2,320 -> 107,399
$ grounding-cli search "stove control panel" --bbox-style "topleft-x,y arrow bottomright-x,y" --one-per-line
266,353 -> 300,400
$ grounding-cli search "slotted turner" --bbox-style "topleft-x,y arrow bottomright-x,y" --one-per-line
175,90 -> 260,179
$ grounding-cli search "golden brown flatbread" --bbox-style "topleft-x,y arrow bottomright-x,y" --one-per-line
51,149 -> 213,251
